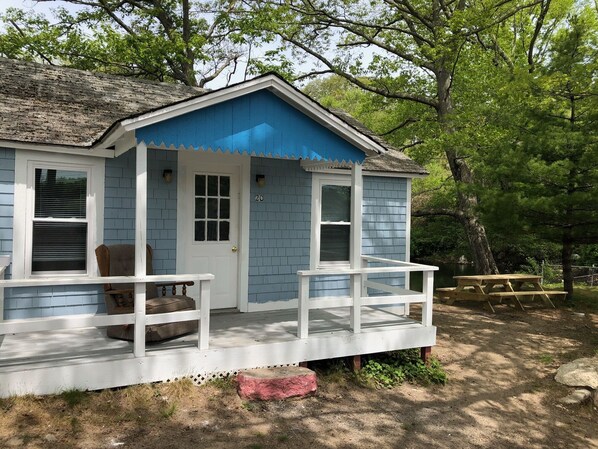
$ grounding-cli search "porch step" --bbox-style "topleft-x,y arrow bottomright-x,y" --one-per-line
237,366 -> 317,401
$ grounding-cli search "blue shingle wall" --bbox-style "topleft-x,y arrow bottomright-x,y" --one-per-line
2,148 -> 178,319
0,148 -> 15,278
104,148 -> 178,274
362,176 -> 408,292
248,158 -> 312,303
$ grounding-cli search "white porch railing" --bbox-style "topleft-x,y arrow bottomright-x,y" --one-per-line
297,257 -> 437,339
0,274 -> 213,356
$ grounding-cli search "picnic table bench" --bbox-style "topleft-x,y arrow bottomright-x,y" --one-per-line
436,274 -> 567,313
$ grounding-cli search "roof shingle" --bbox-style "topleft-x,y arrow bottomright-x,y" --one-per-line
0,58 -> 426,175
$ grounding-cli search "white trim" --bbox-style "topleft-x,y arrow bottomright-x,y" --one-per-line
310,173 -> 352,270
102,76 -> 384,157
301,165 -> 426,179
1,140 -> 114,158
12,150 -> 105,279
405,178 -> 412,289
238,156 -> 251,312
114,131 -> 137,157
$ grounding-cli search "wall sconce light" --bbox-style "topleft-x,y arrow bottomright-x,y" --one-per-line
256,174 -> 266,187
163,169 -> 173,184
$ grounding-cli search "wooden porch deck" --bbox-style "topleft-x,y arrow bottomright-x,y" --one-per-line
0,306 -> 436,396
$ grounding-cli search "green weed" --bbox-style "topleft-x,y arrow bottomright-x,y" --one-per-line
359,349 -> 447,388
160,402 -> 177,419
60,389 -> 87,408
538,354 -> 554,364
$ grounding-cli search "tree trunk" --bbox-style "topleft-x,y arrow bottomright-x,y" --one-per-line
561,227 -> 574,298
436,66 -> 499,274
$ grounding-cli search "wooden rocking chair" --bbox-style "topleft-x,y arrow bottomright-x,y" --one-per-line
95,244 -> 198,342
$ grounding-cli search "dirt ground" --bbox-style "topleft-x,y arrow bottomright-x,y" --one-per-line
1,301 -> 597,449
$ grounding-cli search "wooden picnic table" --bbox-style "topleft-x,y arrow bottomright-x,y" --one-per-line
436,274 -> 567,313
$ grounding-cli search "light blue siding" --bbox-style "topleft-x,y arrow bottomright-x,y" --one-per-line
0,148 -> 14,277
136,90 -> 366,164
248,158 -> 312,303
104,148 -> 178,274
362,176 -> 408,292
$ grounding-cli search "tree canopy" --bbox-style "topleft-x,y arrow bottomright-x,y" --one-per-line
0,0 -> 243,86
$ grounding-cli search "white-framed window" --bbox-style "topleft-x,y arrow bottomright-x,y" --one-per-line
13,150 -> 105,278
310,174 -> 352,269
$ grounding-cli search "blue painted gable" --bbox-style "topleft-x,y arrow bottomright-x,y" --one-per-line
136,90 -> 366,163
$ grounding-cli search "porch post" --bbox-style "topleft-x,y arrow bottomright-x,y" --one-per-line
134,140 -> 148,357
350,163 -> 363,333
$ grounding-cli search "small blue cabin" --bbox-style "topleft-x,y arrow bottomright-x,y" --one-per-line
0,58 -> 437,396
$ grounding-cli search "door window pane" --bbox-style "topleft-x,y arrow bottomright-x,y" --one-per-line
207,221 -> 218,241
208,175 -> 218,196
220,221 -> 230,241
195,198 -> 205,219
220,199 -> 230,219
207,198 -> 218,219
220,177 -> 230,196
195,175 -> 206,196
195,221 -> 205,241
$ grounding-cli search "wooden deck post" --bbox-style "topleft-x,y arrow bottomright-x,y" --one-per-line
350,163 -> 363,333
421,270 -> 434,327
350,355 -> 361,372
420,346 -> 432,363
134,140 -> 147,358
297,274 -> 310,338
198,279 -> 210,350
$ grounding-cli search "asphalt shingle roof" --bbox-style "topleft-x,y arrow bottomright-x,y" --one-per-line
0,58 -> 426,175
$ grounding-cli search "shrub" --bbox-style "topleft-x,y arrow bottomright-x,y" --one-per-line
359,349 -> 447,388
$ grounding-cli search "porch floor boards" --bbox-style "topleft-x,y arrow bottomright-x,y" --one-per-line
0,306 -> 420,371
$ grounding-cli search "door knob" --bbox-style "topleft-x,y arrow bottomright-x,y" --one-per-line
232,246 -> 238,253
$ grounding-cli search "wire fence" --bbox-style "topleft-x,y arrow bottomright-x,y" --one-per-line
541,262 -> 597,286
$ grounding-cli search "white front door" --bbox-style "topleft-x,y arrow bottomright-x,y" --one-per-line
177,153 -> 240,309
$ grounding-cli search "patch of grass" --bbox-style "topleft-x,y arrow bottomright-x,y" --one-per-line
358,349 -> 447,389
70,416 -> 82,435
538,354 -> 554,364
277,434 -> 290,442
60,389 -> 87,408
570,286 -> 598,313
247,444 -> 263,449
241,401 -> 257,412
0,396 -> 16,412
160,402 -> 177,419
207,375 -> 236,391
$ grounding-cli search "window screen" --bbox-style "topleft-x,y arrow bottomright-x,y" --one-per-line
32,169 -> 87,273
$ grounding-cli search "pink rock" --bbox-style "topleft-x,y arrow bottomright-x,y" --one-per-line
237,367 -> 317,400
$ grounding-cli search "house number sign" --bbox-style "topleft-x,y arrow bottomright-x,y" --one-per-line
254,194 -> 264,202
